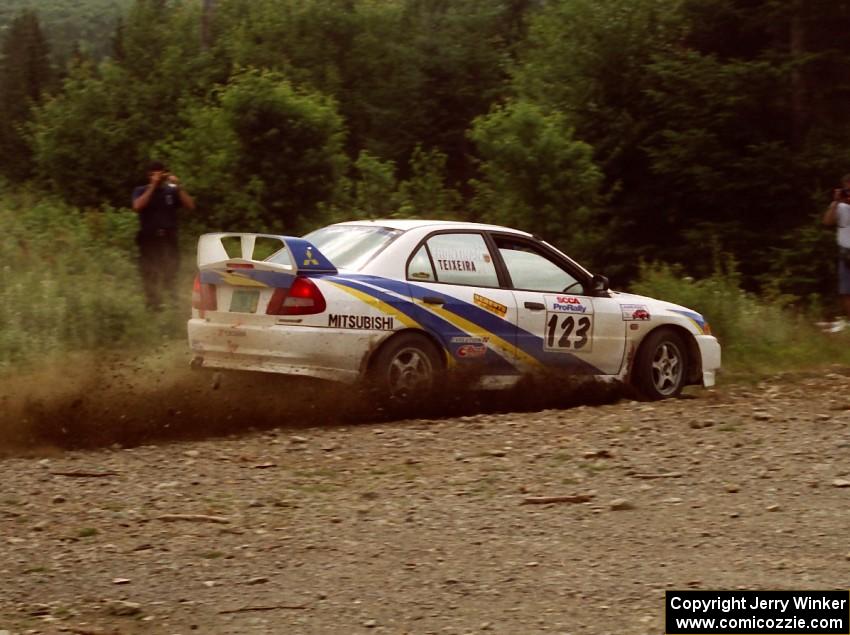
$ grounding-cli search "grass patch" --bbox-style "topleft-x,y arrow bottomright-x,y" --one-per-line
0,188 -> 194,369
77,527 -> 98,537
632,260 -> 850,378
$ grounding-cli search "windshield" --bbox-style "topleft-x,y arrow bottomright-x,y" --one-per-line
301,225 -> 402,271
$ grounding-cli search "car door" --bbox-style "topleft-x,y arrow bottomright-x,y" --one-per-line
490,233 -> 627,376
404,231 -> 520,374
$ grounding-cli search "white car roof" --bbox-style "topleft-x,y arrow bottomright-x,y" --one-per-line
332,218 -> 534,236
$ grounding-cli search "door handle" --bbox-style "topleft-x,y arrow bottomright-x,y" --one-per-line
524,301 -> 545,311
423,296 -> 446,305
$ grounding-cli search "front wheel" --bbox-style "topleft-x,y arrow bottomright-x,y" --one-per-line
369,333 -> 442,413
632,329 -> 688,400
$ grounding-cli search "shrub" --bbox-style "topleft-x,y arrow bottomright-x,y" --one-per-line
0,189 -> 166,368
631,261 -> 850,376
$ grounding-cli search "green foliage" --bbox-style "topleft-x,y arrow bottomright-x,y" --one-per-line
396,146 -> 461,218
631,261 -> 850,375
0,189 -> 159,368
641,53 -> 802,268
350,150 -> 399,218
758,212 -> 837,304
468,100 -> 602,258
5,0 -> 850,317
0,0 -> 132,60
114,0 -> 216,97
514,0 -> 680,143
28,0 -> 221,208
508,0 -> 850,291
512,0 -> 685,280
325,146 -> 462,222
211,0 -> 521,174
29,60 -> 145,207
0,10 -> 52,180
160,69 -> 347,232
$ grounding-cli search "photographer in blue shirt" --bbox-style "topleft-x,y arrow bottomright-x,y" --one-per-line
131,161 -> 195,310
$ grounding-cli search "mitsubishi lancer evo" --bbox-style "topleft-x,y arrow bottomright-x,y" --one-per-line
188,220 -> 720,406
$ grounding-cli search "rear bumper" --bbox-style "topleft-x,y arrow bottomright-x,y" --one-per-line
187,318 -> 387,384
695,334 -> 721,387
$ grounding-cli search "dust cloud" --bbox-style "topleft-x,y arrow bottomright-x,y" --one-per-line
0,346 -> 623,454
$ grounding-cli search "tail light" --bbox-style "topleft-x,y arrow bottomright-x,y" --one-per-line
192,274 -> 217,312
266,276 -> 326,315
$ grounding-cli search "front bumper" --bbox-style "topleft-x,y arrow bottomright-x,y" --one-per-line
695,334 -> 721,387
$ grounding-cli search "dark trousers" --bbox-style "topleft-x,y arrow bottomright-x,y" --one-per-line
137,228 -> 179,310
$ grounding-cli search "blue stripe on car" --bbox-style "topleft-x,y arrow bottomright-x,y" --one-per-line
339,274 -> 602,375
329,277 -> 518,374
670,308 -> 707,330
199,269 -> 296,288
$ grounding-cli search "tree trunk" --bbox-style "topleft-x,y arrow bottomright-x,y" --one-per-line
789,7 -> 806,146
200,0 -> 216,50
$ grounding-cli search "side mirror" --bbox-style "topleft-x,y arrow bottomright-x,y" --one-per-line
590,273 -> 609,295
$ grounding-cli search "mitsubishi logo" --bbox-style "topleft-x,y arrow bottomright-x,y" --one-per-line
303,246 -> 319,266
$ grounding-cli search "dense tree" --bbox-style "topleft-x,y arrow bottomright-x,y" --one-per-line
8,0 -> 850,302
510,0 -> 850,293
0,10 -> 52,180
510,0 -> 684,278
29,61 -> 145,206
0,0 -> 131,61
348,151 -> 399,219
396,146 -> 461,218
209,0 -> 526,179
639,0 -> 850,288
468,100 -> 602,259
29,0 -> 217,207
160,70 -> 347,232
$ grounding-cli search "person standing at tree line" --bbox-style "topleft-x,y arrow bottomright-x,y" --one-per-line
823,173 -> 850,330
131,161 -> 195,310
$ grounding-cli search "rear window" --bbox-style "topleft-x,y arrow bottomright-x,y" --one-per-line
302,225 -> 402,271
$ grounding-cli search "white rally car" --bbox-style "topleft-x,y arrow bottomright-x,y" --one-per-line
188,220 -> 720,404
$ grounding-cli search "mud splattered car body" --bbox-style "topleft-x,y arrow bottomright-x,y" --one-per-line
188,220 -> 720,401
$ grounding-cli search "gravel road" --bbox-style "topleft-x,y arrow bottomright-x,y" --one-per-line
1,362 -> 849,635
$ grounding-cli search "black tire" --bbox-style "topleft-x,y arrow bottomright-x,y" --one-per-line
369,333 -> 442,413
632,329 -> 689,400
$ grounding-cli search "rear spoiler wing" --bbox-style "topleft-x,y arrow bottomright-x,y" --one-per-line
197,233 -> 337,274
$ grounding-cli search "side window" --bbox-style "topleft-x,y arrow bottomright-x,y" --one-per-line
407,245 -> 436,282
426,233 -> 499,287
495,237 -> 582,293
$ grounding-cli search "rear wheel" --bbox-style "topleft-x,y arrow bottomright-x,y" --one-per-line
369,333 -> 442,413
632,329 -> 688,400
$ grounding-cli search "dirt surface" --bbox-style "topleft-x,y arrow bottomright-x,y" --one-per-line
1,360 -> 850,635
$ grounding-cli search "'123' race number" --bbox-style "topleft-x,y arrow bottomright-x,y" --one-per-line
545,314 -> 592,352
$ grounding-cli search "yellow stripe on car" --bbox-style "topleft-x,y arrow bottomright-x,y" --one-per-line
218,272 -> 268,288
679,315 -> 705,334
413,299 -> 541,369
326,281 -> 421,329
327,281 -> 461,368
